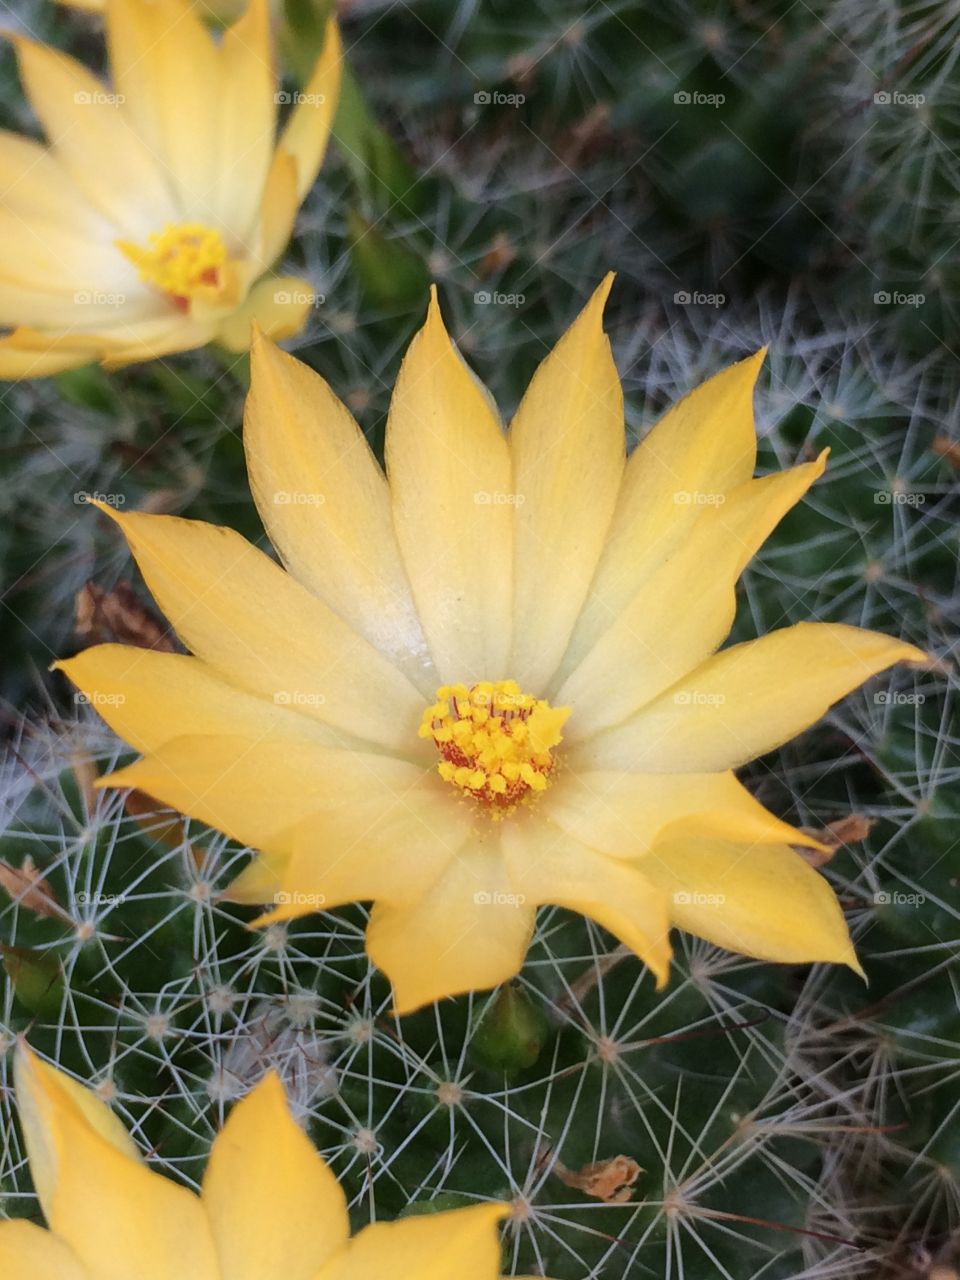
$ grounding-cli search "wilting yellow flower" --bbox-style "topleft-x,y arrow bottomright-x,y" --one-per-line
0,0 -> 340,378
57,278 -> 925,1012
1,1043 -> 523,1280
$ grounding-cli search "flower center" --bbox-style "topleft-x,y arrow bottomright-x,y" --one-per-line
419,681 -> 570,816
117,222 -> 228,308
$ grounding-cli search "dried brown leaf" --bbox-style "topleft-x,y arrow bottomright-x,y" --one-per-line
553,1153 -> 643,1203
0,856 -> 66,921
75,580 -> 175,652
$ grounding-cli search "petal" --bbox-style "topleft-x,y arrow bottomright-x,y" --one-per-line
501,816 -> 671,986
93,504 -> 425,754
646,835 -> 862,971
0,1221 -> 88,1280
217,275 -> 313,351
0,131 -> 109,233
104,0 -> 222,223
541,770 -> 824,857
214,0 -> 277,244
559,351 -> 764,683
203,1073 -> 348,1280
509,275 -> 624,691
53,644 -> 346,756
557,454 -> 827,737
277,19 -> 342,200
101,735 -> 452,905
11,37 -> 177,236
0,333 -> 92,378
14,1046 -> 220,1280
254,150 -> 300,269
365,836 -> 535,1014
15,1045 -> 141,1222
315,1204 -> 509,1280
571,623 -> 927,773
245,335 -> 432,690
386,288 -> 513,684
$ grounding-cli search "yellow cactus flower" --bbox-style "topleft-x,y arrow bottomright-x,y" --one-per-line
0,0 -> 340,378
56,278 -> 926,1013
1,1042 -> 528,1280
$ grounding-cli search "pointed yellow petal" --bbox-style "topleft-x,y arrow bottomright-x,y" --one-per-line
101,736 -> 450,903
509,275 -> 624,690
646,835 -> 862,972
245,335 -> 432,689
203,1073 -> 348,1280
92,506 -> 424,753
365,838 -> 535,1014
501,816 -> 671,987
315,1204 -> 509,1280
277,18 -> 342,200
563,351 -> 765,679
386,289 -> 513,683
104,0 -> 222,224
254,150 -> 300,269
0,1221 -> 87,1280
542,770 -> 824,857
0,130 -> 108,232
572,623 -> 927,773
558,453 -> 827,736
54,645 -> 344,757
14,1046 -> 220,1280
15,1044 -> 142,1222
0,333 -> 92,379
215,0 -> 277,243
11,37 -> 176,235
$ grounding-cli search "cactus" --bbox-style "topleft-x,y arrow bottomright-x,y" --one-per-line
1,0 -> 958,1278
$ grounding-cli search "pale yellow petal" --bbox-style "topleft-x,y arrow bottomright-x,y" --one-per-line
104,0 -> 221,223
365,837 -> 535,1014
11,37 -> 177,236
277,19 -> 342,200
15,1045 -> 142,1222
541,770 -> 824,857
203,1073 -> 348,1280
572,623 -> 927,773
0,333 -> 93,378
501,816 -> 671,986
217,275 -> 314,351
557,454 -> 827,736
14,1046 -> 220,1280
386,288 -> 513,683
509,275 -> 624,690
53,644 -> 346,757
0,1221 -> 87,1280
245,334 -> 432,689
560,351 -> 764,683
94,505 -> 425,753
254,149 -> 300,269
646,834 -> 862,972
315,1204 -> 509,1280
0,131 -> 109,233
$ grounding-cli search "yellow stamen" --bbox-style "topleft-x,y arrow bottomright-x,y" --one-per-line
117,223 -> 228,306
419,681 -> 570,816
